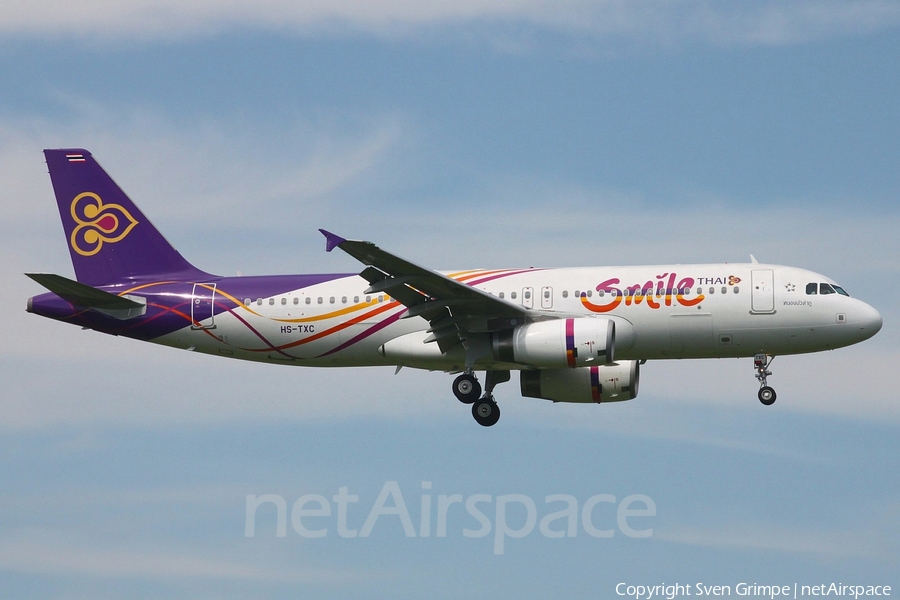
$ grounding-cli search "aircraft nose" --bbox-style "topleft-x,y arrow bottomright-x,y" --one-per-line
856,302 -> 883,341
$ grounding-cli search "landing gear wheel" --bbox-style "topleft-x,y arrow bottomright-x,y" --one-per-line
453,373 -> 481,404
758,386 -> 777,406
472,397 -> 500,427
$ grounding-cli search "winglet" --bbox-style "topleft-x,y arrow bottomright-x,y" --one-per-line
319,229 -> 346,253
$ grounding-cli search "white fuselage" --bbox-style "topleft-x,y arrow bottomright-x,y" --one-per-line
154,263 -> 882,371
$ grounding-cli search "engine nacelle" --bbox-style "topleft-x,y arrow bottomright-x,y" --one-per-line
520,361 -> 640,403
493,317 -> 618,369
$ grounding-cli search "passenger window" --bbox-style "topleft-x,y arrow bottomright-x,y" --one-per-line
354,296 -> 359,303
293,297 -> 299,305
820,283 -> 836,295
329,297 -> 335,304
524,291 -> 531,299
734,286 -> 740,294
243,298 -> 251,305
806,283 -> 817,295
722,287 -> 727,295
342,296 -> 347,304
317,297 -> 323,304
696,288 -> 702,295
511,291 -> 517,299
562,290 -> 568,298
366,295 -> 371,303
306,297 -> 312,305
257,299 -> 263,306
543,290 -> 550,299
499,292 -> 505,299
709,287 -> 715,295
269,298 -> 275,305
598,290 -> 605,297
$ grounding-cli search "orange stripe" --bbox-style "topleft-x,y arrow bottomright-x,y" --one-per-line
242,301 -> 402,352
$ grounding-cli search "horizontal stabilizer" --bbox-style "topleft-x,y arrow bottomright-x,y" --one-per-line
26,273 -> 146,319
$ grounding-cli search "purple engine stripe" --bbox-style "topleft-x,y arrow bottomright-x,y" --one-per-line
565,318 -> 576,368
590,366 -> 602,403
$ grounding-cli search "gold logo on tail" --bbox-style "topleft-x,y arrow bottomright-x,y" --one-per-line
70,192 -> 139,257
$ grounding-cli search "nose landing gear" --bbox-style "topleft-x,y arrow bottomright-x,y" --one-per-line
754,353 -> 777,406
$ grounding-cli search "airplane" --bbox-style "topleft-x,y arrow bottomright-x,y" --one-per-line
26,149 -> 883,426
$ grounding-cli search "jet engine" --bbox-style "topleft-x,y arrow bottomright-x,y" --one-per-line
493,317 -> 629,369
520,360 -> 640,403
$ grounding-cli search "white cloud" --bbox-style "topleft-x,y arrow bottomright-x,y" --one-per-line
0,0 -> 898,47
506,348 -> 900,456
0,530 -> 366,582
656,522 -> 883,559
0,103 -> 406,223
0,102 -> 410,278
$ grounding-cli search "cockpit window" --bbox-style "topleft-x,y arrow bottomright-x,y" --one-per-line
807,282 -> 848,296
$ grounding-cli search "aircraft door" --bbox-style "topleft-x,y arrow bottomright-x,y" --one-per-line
522,287 -> 534,309
750,269 -> 775,313
191,283 -> 217,329
541,286 -> 553,309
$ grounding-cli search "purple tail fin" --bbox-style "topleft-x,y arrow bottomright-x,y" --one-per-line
44,149 -> 211,285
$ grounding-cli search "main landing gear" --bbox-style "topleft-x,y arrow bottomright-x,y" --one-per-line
452,370 -> 509,427
452,373 -> 481,404
754,353 -> 777,406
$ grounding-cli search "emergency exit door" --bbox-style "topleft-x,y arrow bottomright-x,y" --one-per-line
750,270 -> 775,313
191,283 -> 217,329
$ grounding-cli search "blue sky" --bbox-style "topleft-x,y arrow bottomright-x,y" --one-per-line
1,2 -> 899,598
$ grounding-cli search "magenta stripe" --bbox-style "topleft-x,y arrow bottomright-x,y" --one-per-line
316,309 -> 405,357
223,306 -> 296,358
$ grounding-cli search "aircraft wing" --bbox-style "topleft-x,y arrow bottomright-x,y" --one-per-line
320,229 -> 535,353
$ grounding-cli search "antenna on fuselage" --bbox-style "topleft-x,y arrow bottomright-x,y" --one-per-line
750,254 -> 759,264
